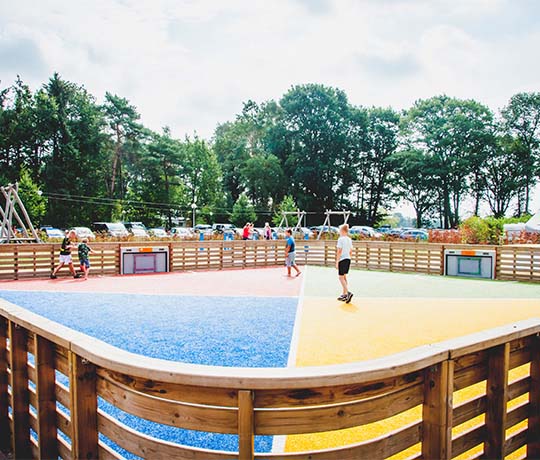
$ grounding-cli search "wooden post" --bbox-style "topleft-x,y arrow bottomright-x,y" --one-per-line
8,321 -> 31,458
440,245 -> 445,276
69,352 -> 98,459
493,246 -> 499,280
168,243 -> 174,272
0,317 -> 10,453
528,335 -> 540,458
34,335 -> 58,459
13,245 -> 18,280
484,342 -> 509,459
238,390 -> 254,460
422,360 -> 453,460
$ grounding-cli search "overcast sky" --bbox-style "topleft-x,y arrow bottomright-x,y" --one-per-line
1,0 -> 539,214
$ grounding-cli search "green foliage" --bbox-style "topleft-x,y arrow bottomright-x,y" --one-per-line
404,95 -> 495,228
501,92 -> 540,214
230,193 -> 256,227
17,169 -> 47,225
0,73 -> 537,231
458,216 -> 525,245
272,195 -> 298,226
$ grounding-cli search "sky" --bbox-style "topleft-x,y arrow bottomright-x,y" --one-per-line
1,0 -> 540,214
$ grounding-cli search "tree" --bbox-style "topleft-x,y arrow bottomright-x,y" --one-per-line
230,193 -> 256,226
126,128 -> 186,227
39,74 -> 110,226
482,136 -> 525,217
392,149 -> 438,228
102,92 -> 143,199
272,195 -> 299,226
180,137 -> 222,212
280,84 -> 351,213
501,92 -> 540,214
404,96 -> 494,228
241,153 -> 285,208
349,107 -> 400,225
213,121 -> 250,203
17,169 -> 47,225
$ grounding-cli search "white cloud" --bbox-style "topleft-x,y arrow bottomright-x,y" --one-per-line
0,0 -> 539,141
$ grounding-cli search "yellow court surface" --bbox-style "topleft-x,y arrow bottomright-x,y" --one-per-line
284,267 -> 540,456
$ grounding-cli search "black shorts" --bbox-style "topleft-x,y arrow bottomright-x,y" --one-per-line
338,259 -> 351,276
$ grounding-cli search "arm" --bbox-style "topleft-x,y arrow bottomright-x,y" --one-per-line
336,247 -> 342,268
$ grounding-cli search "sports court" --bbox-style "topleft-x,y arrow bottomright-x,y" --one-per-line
1,266 -> 539,456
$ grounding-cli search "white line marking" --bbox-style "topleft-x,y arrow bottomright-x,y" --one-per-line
272,267 -> 307,453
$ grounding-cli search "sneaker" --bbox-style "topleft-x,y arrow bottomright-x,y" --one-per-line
74,273 -> 82,279
337,294 -> 347,301
50,274 -> 57,279
346,292 -> 354,303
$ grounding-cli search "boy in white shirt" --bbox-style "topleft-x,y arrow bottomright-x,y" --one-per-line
336,224 -> 353,303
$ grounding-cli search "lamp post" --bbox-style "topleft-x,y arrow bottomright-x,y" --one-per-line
191,203 -> 197,228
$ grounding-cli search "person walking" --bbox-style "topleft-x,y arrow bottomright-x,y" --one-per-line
242,223 -> 251,240
284,228 -> 301,277
78,238 -> 96,280
336,224 -> 353,303
264,222 -> 272,240
51,230 -> 81,279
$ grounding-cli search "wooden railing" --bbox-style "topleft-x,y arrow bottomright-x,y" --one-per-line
1,298 -> 540,459
1,240 -> 539,282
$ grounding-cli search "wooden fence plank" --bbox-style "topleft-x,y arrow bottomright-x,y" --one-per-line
8,321 -> 31,458
0,317 -> 9,453
70,352 -> 99,459
528,335 -> 540,459
422,360 -> 453,460
238,390 -> 254,460
34,335 -> 58,459
484,342 -> 509,459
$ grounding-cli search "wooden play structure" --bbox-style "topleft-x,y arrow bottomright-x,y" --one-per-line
277,209 -> 306,231
1,298 -> 539,459
317,209 -> 351,239
0,184 -> 41,244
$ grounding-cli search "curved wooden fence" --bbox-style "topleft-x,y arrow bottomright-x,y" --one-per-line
1,240 -> 539,282
1,299 -> 539,459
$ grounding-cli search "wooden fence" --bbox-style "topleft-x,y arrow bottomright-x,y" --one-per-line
1,240 -> 539,282
1,299 -> 539,459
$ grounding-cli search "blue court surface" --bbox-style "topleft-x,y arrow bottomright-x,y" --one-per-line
0,290 -> 299,455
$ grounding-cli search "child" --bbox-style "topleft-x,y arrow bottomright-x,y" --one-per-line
336,224 -> 353,303
78,238 -> 96,280
284,228 -> 301,277
51,230 -> 80,279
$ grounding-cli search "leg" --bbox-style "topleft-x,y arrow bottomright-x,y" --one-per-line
293,263 -> 301,276
68,262 -> 76,277
84,263 -> 90,280
339,275 -> 348,296
52,262 -> 64,276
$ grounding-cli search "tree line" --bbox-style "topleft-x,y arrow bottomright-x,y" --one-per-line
1,74 -> 539,229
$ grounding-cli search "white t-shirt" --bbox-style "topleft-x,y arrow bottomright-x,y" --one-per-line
337,235 -> 353,261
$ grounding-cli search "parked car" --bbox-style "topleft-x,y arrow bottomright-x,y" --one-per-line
92,222 -> 129,238
350,226 -> 381,238
400,229 -> 429,240
40,226 -> 65,239
148,228 -> 169,238
70,226 -> 95,240
212,223 -> 236,234
123,222 -> 149,239
310,225 -> 339,236
194,224 -> 213,235
171,227 -> 194,239
387,227 -> 410,237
